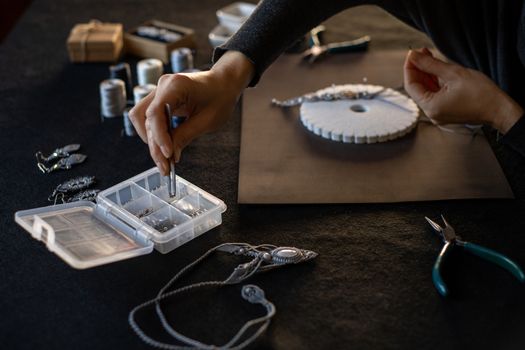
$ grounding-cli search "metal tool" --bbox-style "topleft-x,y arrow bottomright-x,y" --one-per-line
35,144 -> 81,163
302,25 -> 370,63
37,153 -> 87,174
425,215 -> 525,296
165,104 -> 176,198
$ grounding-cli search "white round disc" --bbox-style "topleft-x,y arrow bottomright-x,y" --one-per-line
299,84 -> 420,144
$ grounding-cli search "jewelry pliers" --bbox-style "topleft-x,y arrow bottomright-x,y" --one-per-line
302,25 -> 370,63
425,215 -> 525,297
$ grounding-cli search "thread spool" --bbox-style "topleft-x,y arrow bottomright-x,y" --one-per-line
123,108 -> 137,137
133,84 -> 156,105
137,58 -> 164,85
170,48 -> 193,73
100,79 -> 126,118
109,62 -> 133,102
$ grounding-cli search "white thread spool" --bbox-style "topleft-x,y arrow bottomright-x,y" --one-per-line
100,79 -> 127,118
170,47 -> 193,73
137,59 -> 164,85
133,84 -> 156,105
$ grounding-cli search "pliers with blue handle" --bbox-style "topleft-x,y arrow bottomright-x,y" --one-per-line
302,25 -> 371,63
425,215 -> 525,297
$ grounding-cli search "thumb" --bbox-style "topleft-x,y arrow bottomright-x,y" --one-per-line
407,49 -> 452,79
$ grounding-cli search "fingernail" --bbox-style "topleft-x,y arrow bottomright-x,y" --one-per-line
160,145 -> 171,158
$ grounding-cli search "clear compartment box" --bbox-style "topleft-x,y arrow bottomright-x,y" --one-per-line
15,168 -> 227,269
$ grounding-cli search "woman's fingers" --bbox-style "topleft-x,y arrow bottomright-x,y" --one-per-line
129,89 -> 156,143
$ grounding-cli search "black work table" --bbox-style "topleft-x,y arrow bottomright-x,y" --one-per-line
1,1 -> 525,349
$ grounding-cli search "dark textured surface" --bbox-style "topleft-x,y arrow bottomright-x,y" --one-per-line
1,1 -> 525,350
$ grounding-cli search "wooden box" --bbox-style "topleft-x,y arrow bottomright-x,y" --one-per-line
67,21 -> 123,63
124,20 -> 195,63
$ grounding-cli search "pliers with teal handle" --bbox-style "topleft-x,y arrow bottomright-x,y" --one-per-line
425,215 -> 525,297
302,25 -> 371,63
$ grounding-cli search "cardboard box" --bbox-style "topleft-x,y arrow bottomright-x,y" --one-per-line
67,21 -> 123,63
124,20 -> 195,63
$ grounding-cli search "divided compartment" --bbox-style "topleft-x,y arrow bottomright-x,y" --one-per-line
104,182 -> 166,219
16,167 -> 227,267
98,167 -> 227,254
133,171 -> 193,204
140,205 -> 191,233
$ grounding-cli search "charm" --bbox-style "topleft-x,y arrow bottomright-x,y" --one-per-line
48,176 -> 97,204
219,243 -> 319,284
38,154 -> 87,173
35,144 -> 81,163
65,189 -> 100,203
48,176 -> 96,201
136,207 -> 155,219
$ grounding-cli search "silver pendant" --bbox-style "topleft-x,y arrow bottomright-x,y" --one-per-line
35,144 -> 81,163
38,154 -> 87,174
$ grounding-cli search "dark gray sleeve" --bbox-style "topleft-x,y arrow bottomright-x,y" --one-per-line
501,115 -> 525,158
212,0 -> 371,86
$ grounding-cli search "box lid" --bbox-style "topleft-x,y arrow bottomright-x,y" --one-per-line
67,22 -> 123,50
15,201 -> 154,269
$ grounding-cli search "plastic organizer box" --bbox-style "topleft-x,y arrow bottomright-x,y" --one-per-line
15,167 -> 227,269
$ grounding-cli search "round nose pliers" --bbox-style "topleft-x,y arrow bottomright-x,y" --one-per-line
425,215 -> 525,297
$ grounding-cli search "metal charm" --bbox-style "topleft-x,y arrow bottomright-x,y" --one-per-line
48,176 -> 97,204
38,154 -> 87,173
218,243 -> 318,284
35,144 -> 81,163
48,175 -> 96,200
65,189 -> 100,203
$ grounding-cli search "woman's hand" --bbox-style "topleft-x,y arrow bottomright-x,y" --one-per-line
129,51 -> 254,175
403,48 -> 523,133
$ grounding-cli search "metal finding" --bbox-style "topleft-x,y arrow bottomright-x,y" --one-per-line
48,175 -> 96,202
38,154 -> 87,174
66,189 -> 100,203
35,144 -> 81,164
128,242 -> 318,350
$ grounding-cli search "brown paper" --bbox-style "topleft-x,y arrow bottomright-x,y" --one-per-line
239,51 -> 513,204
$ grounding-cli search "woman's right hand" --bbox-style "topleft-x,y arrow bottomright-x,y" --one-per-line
129,50 -> 254,175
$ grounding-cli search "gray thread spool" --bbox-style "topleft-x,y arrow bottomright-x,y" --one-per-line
109,62 -> 133,101
100,79 -> 126,118
123,108 -> 136,137
137,58 -> 164,85
133,84 -> 156,105
170,47 -> 193,73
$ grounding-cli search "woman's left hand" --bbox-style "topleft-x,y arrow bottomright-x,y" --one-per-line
403,48 -> 523,133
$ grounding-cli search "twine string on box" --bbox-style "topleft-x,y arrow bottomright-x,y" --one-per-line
78,19 -> 102,62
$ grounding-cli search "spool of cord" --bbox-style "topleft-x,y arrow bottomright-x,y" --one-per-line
100,79 -> 127,118
137,58 -> 164,85
123,108 -> 137,137
133,84 -> 156,105
109,62 -> 133,103
170,47 -> 193,73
